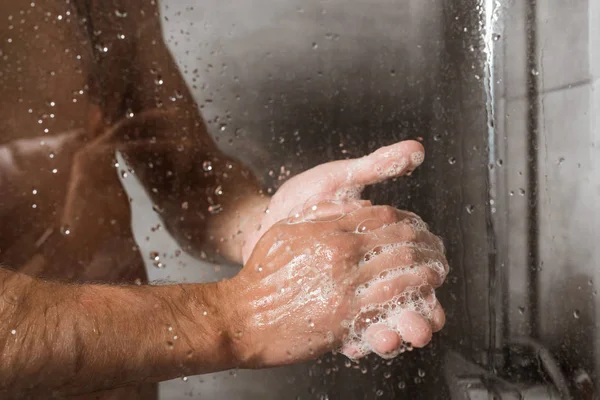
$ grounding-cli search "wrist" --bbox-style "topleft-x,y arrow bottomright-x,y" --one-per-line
212,276 -> 259,368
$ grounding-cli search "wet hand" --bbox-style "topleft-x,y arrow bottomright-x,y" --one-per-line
224,204 -> 447,367
241,140 -> 426,263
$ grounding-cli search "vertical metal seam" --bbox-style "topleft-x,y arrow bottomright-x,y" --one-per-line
525,0 -> 540,339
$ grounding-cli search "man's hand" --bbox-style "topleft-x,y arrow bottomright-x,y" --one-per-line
241,140 -> 426,263
225,203 -> 447,366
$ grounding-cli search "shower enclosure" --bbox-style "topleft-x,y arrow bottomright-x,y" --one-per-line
1,0 -> 596,398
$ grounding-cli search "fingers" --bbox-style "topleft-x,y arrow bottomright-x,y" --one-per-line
335,205 -> 416,231
350,305 -> 444,359
287,199 -> 372,224
325,140 -> 425,188
357,245 -> 448,288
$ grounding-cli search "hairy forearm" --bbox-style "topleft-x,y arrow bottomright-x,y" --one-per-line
0,268 -> 237,396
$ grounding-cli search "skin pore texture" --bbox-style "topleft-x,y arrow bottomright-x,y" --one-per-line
0,0 -> 448,398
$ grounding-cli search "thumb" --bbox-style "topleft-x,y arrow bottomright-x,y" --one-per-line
321,140 -> 425,188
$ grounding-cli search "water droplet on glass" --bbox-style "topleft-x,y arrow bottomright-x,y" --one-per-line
519,188 -> 526,196
448,157 -> 456,165
375,390 -> 384,397
518,306 -> 525,315
465,205 -> 475,214
383,371 -> 392,379
181,377 -> 188,382
52,168 -> 58,174
202,161 -> 213,172
208,204 -> 223,214
496,159 -> 503,167
214,185 -> 223,196
117,33 -> 125,40
398,381 -> 406,389
558,157 -> 565,165
574,310 -> 580,319
150,251 -> 160,261
390,69 -> 396,76
11,329 -> 16,335
531,68 -> 539,76
60,226 -> 71,236
312,42 -> 318,49
155,78 -> 164,86
114,9 -> 128,18
492,33 -> 501,41
121,170 -> 128,178
360,365 -> 368,374
418,368 -> 426,378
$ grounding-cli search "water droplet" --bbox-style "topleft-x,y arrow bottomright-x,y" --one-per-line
390,69 -> 396,76
312,42 -> 318,49
181,201 -> 189,210
496,159 -> 503,167
114,9 -> 128,18
181,376 -> 188,382
383,371 -> 392,379
60,226 -> 71,236
52,168 -> 58,174
360,365 -> 368,374
11,329 -> 16,335
531,68 -> 539,76
308,319 -> 315,328
574,310 -> 580,319
558,157 -> 565,165
448,157 -> 456,165
155,78 -> 164,86
418,368 -> 426,378
214,185 -> 223,196
208,204 -> 223,214
465,205 -> 475,214
121,170 -> 128,178
375,390 -> 384,397
202,161 -> 213,172
518,306 -> 525,315
117,33 -> 125,40
492,33 -> 501,41
398,381 -> 406,389
519,188 -> 526,196
32,189 -> 37,195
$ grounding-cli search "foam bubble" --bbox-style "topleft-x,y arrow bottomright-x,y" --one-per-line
384,157 -> 408,177
410,151 -> 425,167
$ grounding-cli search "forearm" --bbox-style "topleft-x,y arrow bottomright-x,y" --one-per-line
0,268 -> 236,396
204,177 -> 270,265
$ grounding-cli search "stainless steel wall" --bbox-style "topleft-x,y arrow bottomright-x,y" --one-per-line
495,0 -> 600,393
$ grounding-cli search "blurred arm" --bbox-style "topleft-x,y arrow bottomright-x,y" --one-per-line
85,0 -> 268,264
0,267 -> 236,396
